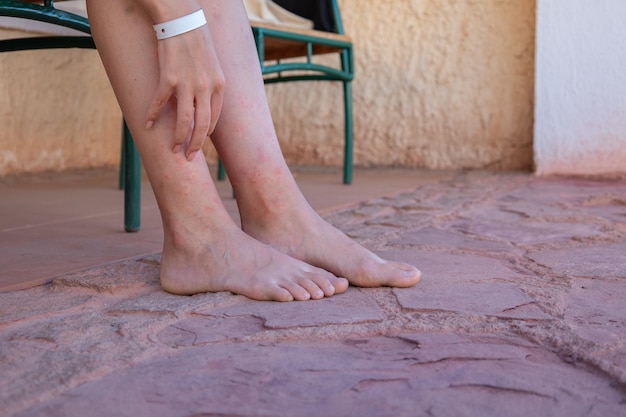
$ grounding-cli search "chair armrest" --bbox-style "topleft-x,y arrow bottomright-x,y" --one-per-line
252,20 -> 351,61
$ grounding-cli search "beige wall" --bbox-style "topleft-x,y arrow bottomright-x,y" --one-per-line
269,0 -> 536,170
0,29 -> 122,176
0,0 -> 536,177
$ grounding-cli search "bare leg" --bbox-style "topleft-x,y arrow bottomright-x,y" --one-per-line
205,1 -> 421,288
86,0 -> 348,301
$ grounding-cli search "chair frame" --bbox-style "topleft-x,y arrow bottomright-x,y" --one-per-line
0,0 -> 354,233
0,0 -> 142,232
218,0 -> 355,184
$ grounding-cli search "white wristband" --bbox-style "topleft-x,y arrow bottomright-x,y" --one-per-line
153,9 -> 207,40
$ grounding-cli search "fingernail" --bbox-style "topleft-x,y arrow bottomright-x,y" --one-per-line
172,145 -> 182,154
145,120 -> 153,129
186,151 -> 198,161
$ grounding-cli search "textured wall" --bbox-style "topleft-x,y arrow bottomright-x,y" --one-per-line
268,0 -> 536,170
0,29 -> 121,177
534,0 -> 626,176
0,0 -> 536,176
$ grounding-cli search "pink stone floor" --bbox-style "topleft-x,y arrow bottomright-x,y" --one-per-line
1,169 -> 626,416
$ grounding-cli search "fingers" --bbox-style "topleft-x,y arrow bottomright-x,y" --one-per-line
184,87 -> 223,161
145,85 -> 172,130
208,87 -> 223,136
174,92 -> 194,155
143,28 -> 225,160
183,100 -> 207,161
145,83 -> 223,162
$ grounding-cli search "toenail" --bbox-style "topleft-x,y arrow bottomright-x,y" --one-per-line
403,268 -> 421,278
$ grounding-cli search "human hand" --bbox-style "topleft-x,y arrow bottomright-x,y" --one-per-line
145,23 -> 225,161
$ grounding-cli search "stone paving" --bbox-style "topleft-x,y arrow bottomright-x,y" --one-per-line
1,171 -> 626,417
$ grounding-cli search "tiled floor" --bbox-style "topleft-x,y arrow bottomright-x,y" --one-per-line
0,166 -> 452,292
4,170 -> 626,416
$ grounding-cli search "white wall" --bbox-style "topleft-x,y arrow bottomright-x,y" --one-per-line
534,0 -> 626,176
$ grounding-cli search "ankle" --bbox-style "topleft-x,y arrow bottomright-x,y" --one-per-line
163,212 -> 234,253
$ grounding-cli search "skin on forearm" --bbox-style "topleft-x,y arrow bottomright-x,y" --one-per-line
134,0 -> 202,22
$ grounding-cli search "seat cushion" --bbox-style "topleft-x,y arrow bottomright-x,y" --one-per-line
251,20 -> 350,61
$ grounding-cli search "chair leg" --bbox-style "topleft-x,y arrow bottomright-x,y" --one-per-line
217,159 -> 226,181
343,80 -> 353,185
123,120 -> 141,232
118,132 -> 126,190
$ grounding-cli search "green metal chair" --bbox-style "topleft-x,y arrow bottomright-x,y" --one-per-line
1,0 -> 353,236
0,0 -> 142,232
218,0 -> 354,184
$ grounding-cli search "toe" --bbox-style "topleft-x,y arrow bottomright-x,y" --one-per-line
386,262 -> 421,287
297,271 -> 331,299
331,277 -> 349,294
307,273 -> 338,298
347,259 -> 421,288
271,287 -> 296,302
280,281 -> 312,301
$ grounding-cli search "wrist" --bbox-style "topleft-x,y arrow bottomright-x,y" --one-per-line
137,0 -> 200,23
153,9 -> 207,40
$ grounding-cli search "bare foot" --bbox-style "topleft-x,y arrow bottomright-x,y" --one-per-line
240,197 -> 422,289
159,217 -> 349,301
